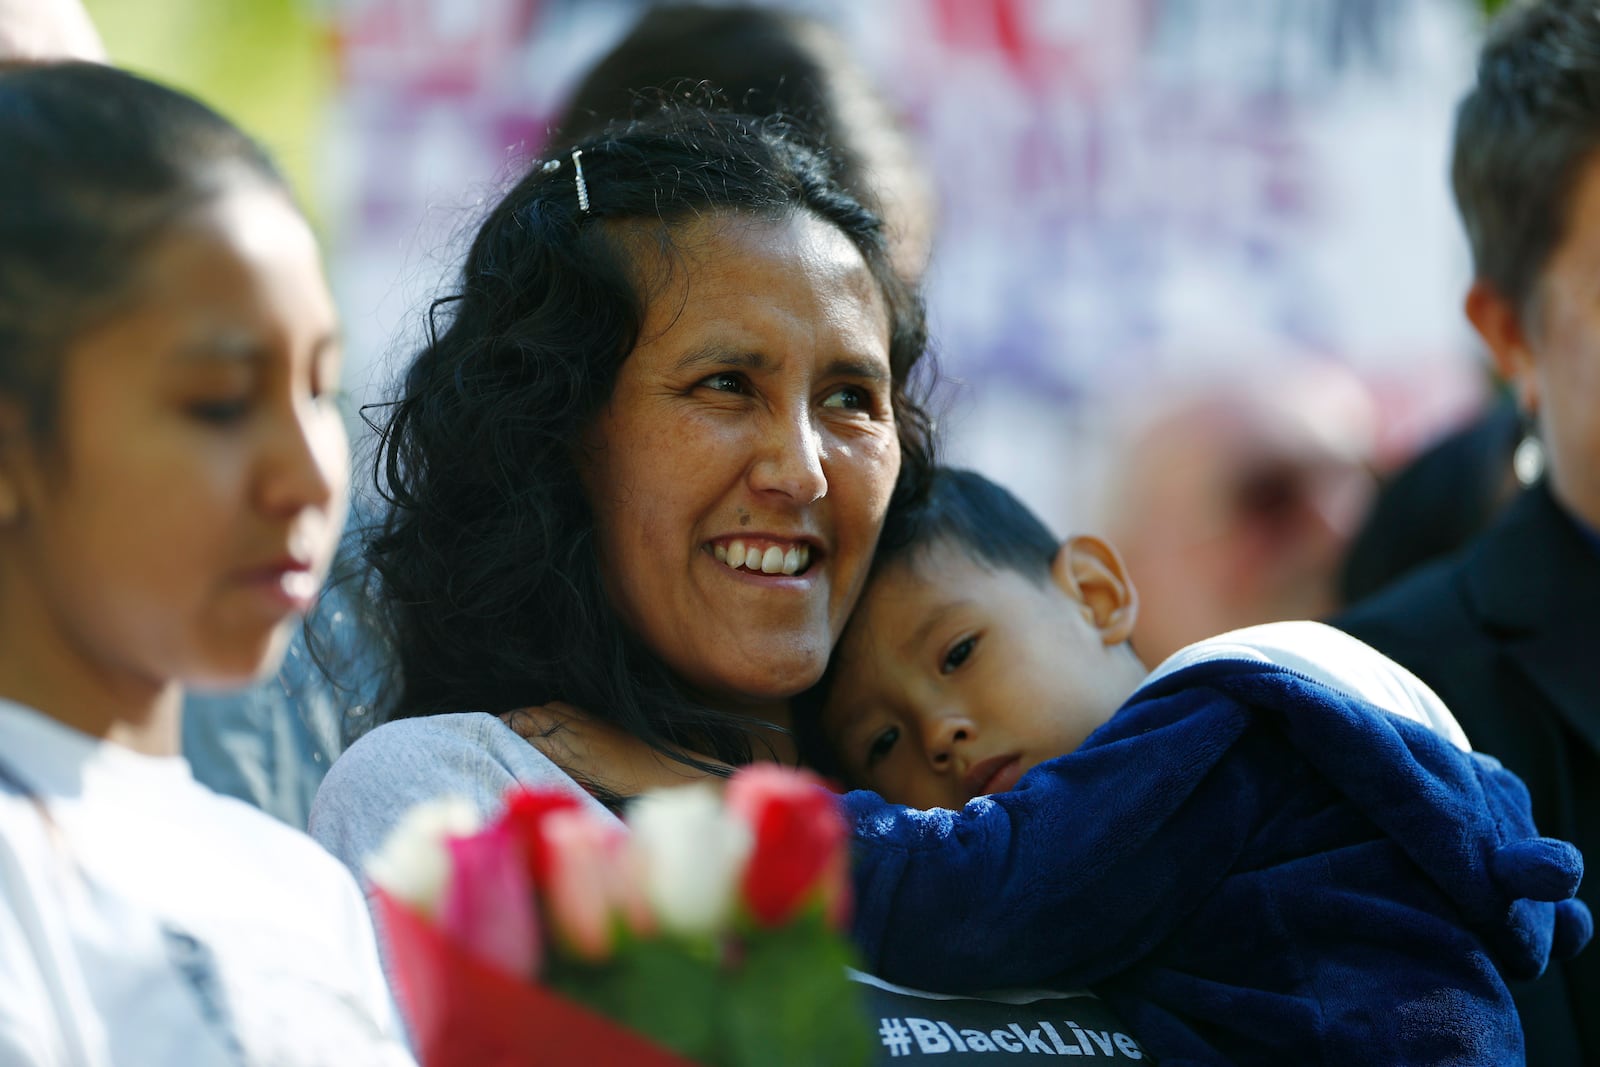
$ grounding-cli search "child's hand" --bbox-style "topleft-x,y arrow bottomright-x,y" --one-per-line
501,702 -> 731,798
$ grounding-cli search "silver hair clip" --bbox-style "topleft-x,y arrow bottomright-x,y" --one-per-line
539,151 -> 591,214
570,148 -> 590,214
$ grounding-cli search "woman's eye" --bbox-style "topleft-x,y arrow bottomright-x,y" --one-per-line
865,725 -> 900,768
700,372 -> 745,394
187,398 -> 251,425
822,385 -> 869,410
318,388 -> 351,415
941,636 -> 977,674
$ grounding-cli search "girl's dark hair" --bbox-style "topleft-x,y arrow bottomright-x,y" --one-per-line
369,107 -> 935,772
0,60 -> 288,435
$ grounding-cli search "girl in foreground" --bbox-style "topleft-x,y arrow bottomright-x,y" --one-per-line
0,62 -> 413,1064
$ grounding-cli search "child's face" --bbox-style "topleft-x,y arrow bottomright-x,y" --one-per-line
821,537 -> 1145,810
0,183 -> 348,691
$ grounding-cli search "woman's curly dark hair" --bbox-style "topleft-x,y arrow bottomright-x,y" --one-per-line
367,106 -> 935,769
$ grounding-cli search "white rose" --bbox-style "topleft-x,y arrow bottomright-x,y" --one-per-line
363,796 -> 482,917
627,783 -> 752,937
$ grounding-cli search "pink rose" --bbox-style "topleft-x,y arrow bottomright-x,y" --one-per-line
540,810 -> 648,961
440,823 -> 541,978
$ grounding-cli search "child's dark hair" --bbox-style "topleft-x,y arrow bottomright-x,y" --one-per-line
794,467 -> 1056,773
367,105 -> 935,775
0,60 -> 288,437
1452,0 -> 1600,312
874,466 -> 1059,585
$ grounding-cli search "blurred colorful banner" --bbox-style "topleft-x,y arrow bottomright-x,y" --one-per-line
86,0 -> 1496,532
313,0 -> 1489,531
84,0 -> 333,226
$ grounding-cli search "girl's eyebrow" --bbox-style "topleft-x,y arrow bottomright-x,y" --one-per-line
175,331 -> 264,364
175,331 -> 343,364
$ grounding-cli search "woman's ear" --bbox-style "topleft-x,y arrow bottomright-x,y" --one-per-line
1050,534 -> 1139,646
1466,279 -> 1539,416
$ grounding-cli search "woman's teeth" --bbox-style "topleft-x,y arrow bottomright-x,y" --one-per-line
712,540 -> 811,576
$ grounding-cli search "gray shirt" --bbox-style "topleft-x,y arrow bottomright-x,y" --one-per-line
308,712 -> 618,882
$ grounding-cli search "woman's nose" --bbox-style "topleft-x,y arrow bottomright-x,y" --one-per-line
749,409 -> 827,504
259,402 -> 345,519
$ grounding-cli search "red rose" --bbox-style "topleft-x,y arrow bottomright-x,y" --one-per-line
494,787 -> 584,890
725,765 -> 850,928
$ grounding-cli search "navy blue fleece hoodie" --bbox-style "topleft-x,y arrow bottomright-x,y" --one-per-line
843,659 -> 1592,1066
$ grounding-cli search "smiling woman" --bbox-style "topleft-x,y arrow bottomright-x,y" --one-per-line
583,211 -> 900,722
309,110 -> 933,866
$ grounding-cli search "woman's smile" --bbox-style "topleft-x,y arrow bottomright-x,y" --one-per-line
708,535 -> 816,577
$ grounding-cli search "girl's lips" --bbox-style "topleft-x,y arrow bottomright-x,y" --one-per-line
236,559 -> 319,613
962,754 -> 1023,798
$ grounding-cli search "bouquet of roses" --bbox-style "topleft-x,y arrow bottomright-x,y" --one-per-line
365,765 -> 871,1067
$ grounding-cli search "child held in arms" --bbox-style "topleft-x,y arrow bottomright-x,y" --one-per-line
813,468 -> 1591,1067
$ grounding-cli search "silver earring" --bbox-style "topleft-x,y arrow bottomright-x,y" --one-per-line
1513,432 -> 1545,487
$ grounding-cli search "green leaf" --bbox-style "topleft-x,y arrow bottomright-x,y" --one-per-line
719,919 -> 871,1067
550,939 -> 721,1063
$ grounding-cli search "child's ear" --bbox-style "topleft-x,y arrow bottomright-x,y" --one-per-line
1465,279 -> 1539,416
1050,535 -> 1139,646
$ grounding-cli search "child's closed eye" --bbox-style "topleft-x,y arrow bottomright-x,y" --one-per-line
865,725 -> 900,769
941,635 -> 977,674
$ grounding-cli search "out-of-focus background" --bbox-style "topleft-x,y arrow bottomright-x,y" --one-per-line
82,0 -> 1532,822
90,0 -> 1496,507
91,0 -> 1506,661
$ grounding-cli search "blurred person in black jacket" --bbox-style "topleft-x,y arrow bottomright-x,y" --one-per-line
1334,3 -> 1600,1060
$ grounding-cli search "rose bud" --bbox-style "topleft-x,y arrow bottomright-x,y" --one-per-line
726,765 -> 850,928
494,786 -> 585,890
628,783 -> 752,938
541,809 -> 633,961
364,795 -> 482,918
440,823 -> 541,978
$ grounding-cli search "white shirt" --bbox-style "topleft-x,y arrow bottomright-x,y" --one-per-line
0,700 -> 416,1066
1141,620 -> 1472,751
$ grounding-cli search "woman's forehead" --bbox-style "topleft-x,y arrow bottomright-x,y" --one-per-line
632,212 -> 888,333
